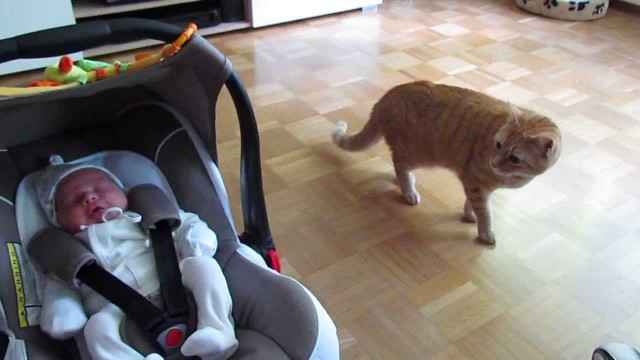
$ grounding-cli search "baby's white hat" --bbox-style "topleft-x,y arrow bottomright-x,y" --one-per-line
35,155 -> 123,226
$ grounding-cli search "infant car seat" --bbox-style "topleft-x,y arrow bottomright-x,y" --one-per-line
0,19 -> 339,360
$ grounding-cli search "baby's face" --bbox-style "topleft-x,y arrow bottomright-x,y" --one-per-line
55,169 -> 128,233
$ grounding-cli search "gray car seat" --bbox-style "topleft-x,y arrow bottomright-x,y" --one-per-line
0,19 -> 339,360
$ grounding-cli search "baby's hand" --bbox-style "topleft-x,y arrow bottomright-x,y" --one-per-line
177,221 -> 217,258
41,278 -> 88,340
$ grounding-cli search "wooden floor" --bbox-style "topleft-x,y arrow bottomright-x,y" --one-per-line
3,0 -> 640,359
211,1 -> 640,359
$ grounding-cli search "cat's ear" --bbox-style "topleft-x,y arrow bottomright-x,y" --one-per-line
508,103 -> 522,124
530,135 -> 555,158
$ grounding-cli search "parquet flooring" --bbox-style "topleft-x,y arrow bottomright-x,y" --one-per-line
3,1 -> 640,359
211,1 -> 640,359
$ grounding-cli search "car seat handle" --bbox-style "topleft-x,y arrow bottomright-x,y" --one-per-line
0,18 -> 183,64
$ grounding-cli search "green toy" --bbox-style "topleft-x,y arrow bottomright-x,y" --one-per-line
43,55 -> 90,85
0,22 -> 197,96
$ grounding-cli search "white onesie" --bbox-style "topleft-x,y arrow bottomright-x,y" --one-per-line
39,211 -> 239,360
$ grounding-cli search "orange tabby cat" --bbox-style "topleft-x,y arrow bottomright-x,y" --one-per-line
332,80 -> 561,244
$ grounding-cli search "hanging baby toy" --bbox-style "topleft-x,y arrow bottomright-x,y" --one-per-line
0,23 -> 197,97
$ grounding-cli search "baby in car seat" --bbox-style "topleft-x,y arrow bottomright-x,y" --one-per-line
34,156 -> 239,360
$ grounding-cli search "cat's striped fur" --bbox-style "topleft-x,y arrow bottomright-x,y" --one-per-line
332,80 -> 561,244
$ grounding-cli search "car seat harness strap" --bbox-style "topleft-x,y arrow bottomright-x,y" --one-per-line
129,184 -> 189,355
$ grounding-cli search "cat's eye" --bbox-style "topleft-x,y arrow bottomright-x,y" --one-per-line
509,155 -> 521,164
495,141 -> 502,150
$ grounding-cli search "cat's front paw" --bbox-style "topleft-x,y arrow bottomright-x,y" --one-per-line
477,232 -> 496,245
404,191 -> 421,205
461,212 -> 477,223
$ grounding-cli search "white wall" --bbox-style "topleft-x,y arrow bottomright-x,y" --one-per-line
0,0 -> 78,75
251,0 -> 382,28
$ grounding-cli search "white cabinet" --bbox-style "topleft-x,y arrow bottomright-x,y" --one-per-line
0,0 -> 382,75
251,0 -> 381,28
0,0 -> 79,75
72,0 -> 253,57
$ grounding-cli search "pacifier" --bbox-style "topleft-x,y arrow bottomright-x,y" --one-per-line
101,207 -> 124,223
78,207 -> 124,231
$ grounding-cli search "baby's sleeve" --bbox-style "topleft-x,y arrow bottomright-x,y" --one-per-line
174,211 -> 218,259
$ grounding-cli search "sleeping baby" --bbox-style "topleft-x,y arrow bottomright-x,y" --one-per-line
34,157 -> 238,360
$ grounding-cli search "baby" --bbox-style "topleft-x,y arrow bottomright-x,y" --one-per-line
34,158 -> 238,360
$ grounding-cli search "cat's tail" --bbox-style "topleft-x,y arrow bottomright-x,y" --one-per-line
332,120 -> 382,152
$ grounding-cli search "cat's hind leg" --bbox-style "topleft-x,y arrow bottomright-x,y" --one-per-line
393,158 -> 420,205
